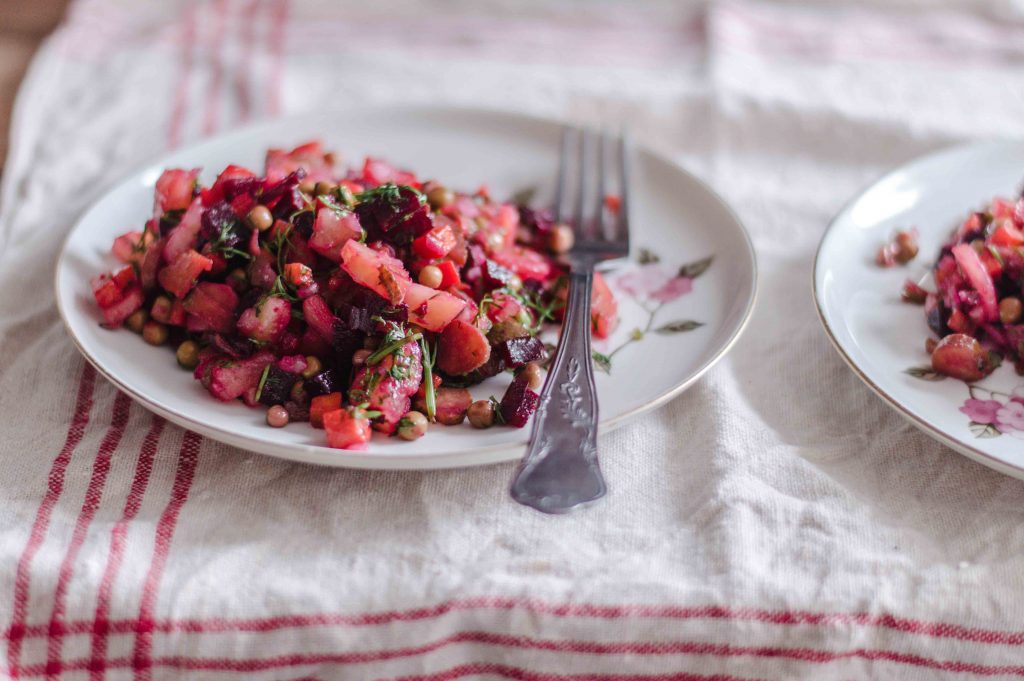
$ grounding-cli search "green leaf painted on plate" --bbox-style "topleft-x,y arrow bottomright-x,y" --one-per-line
592,351 -> 611,374
678,255 -> 713,279
904,366 -> 945,381
655,320 -> 704,334
969,421 -> 1001,439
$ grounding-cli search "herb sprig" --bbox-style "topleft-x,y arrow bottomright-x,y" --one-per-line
419,337 -> 437,422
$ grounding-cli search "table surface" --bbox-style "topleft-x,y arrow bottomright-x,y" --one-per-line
0,1 -> 68,174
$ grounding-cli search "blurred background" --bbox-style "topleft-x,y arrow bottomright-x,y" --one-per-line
0,1 -> 69,171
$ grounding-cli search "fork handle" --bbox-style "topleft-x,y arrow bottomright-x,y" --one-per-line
510,267 -> 606,514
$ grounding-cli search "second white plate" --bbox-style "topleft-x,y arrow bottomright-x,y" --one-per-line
816,140 -> 1024,480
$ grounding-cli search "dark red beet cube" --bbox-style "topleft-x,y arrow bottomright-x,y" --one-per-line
499,376 -> 539,428
498,336 -> 545,368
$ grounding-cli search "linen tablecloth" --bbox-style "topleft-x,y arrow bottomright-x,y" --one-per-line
5,0 -> 1024,678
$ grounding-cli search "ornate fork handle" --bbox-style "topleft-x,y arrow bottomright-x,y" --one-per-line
510,267 -> 606,514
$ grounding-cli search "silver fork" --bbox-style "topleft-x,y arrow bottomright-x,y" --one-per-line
510,126 -> 631,514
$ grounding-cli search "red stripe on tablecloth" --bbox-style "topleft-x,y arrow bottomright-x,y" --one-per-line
86,415 -> 165,681
4,363 -> 96,678
14,631 -> 1024,677
82,0 -> 195,674
129,430 -> 202,681
13,598 -> 1024,647
201,0 -> 230,135
389,666 -> 767,681
43,391 -> 132,679
267,0 -> 288,115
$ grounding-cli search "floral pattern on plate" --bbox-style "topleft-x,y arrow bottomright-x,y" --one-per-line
594,248 -> 712,374
906,366 -> 1024,439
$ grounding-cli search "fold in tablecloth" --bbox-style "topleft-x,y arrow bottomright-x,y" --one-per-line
4,1 -> 1024,679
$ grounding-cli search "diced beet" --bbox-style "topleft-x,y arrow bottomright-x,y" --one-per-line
412,222 -> 457,260
258,365 -> 296,406
335,301 -> 377,334
139,236 -> 164,290
433,387 -> 472,426
492,246 -> 554,283
182,282 -> 238,334
276,354 -> 308,375
292,210 -> 315,238
302,294 -> 337,342
200,200 -> 242,244
208,351 -> 275,401
248,250 -> 277,290
201,165 -> 257,206
482,259 -> 515,289
237,296 -> 291,343
261,168 -> 306,204
283,232 -> 318,268
475,352 -> 507,380
270,184 -> 309,220
437,320 -> 491,375
331,325 -> 363,360
158,249 -> 213,299
92,271 -> 128,308
355,183 -> 432,245
283,401 -> 310,423
497,336 -> 545,368
111,230 -> 152,265
305,369 -> 343,398
193,349 -> 221,388
266,143 -> 332,184
209,333 -> 252,359
220,175 -> 262,201
361,157 -> 418,187
435,260 -> 461,289
309,206 -> 362,262
100,285 -> 144,327
499,376 -> 540,428
230,193 -> 257,219
154,168 -> 200,214
485,291 -> 523,324
298,326 -> 332,357
241,387 -> 260,407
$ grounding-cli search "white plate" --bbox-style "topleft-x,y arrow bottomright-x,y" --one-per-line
57,106 -> 756,470
815,141 -> 1024,480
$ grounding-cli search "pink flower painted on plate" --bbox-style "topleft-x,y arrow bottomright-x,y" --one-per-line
960,398 -> 1002,425
997,401 -> 1024,432
616,265 -> 693,304
650,276 -> 693,303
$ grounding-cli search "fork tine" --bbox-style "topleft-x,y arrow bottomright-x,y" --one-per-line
616,129 -> 631,250
553,126 -> 573,224
573,128 -> 591,241
595,130 -> 608,242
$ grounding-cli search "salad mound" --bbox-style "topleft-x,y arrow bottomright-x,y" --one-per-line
907,196 -> 1024,382
91,142 -> 619,449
